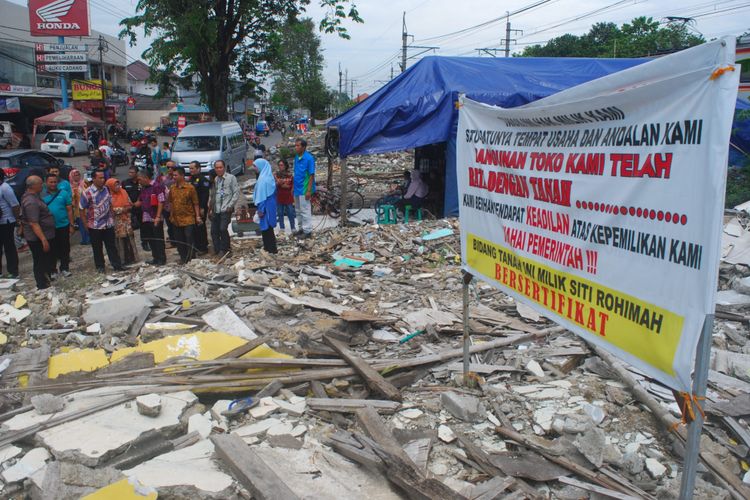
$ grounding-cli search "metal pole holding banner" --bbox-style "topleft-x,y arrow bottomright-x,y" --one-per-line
678,314 -> 714,499
58,36 -> 68,109
462,271 -> 473,383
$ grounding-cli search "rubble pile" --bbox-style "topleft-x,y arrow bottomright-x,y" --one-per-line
0,218 -> 746,498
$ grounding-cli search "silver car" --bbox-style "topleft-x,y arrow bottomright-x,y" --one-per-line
170,122 -> 248,175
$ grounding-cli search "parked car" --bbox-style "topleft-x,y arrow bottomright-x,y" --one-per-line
255,120 -> 269,137
40,130 -> 90,157
171,121 -> 248,176
0,150 -> 72,198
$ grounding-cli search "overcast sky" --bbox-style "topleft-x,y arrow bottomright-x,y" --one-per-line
10,0 -> 749,95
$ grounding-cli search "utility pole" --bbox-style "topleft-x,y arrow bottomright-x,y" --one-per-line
505,14 -> 511,57
501,12 -> 522,57
344,69 -> 348,98
401,12 -> 408,73
338,62 -> 343,113
390,65 -> 394,80
98,35 -> 108,137
350,80 -> 355,99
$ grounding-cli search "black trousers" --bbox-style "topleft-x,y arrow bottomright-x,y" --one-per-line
261,227 -> 277,254
88,227 -> 122,271
173,224 -> 195,263
164,210 -> 176,246
0,222 -> 18,276
52,226 -> 71,272
28,238 -> 54,289
211,212 -> 232,255
141,221 -> 166,264
194,219 -> 208,253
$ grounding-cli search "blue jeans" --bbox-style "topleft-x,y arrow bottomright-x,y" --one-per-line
277,204 -> 295,230
77,217 -> 90,244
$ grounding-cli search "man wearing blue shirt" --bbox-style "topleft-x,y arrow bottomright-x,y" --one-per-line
293,138 -> 315,238
43,174 -> 74,277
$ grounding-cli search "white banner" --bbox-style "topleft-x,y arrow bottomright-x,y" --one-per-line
457,38 -> 739,391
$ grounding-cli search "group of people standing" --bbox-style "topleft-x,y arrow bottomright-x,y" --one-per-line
251,138 -> 317,254
0,135 -> 318,290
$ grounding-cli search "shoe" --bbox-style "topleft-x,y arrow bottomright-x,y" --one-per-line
113,266 -> 126,272
145,260 -> 159,265
293,230 -> 303,236
96,268 -> 106,273
61,270 -> 72,278
49,272 -> 59,281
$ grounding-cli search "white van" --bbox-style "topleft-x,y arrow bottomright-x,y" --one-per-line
170,122 -> 248,175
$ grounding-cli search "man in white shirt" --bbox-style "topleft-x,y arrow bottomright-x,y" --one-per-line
98,139 -> 113,162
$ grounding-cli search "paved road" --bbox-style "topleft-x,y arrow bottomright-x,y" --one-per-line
65,130 -> 286,181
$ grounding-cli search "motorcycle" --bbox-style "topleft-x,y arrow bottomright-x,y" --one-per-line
110,140 -> 128,168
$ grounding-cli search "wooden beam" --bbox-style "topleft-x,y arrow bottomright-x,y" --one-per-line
308,398 -> 400,413
355,407 -> 466,500
324,335 -> 402,401
210,433 -> 300,500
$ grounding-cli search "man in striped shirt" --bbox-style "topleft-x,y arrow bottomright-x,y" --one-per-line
80,169 -> 124,273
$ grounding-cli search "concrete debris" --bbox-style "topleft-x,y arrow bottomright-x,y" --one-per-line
573,428 -> 606,468
0,150 -> 749,499
124,440 -> 234,498
441,391 -> 484,422
201,305 -> 257,341
135,394 -> 162,417
30,393 -> 66,415
187,413 -> 214,439
2,447 -> 50,483
645,457 -> 667,478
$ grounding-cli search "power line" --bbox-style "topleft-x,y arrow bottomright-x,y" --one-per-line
413,0 -> 557,44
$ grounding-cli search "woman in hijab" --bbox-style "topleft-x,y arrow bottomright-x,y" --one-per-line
398,169 -> 429,211
252,158 -> 277,254
69,170 -> 90,245
105,178 -> 139,264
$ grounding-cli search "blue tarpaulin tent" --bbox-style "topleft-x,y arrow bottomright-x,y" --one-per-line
732,99 -> 750,168
328,56 -> 651,216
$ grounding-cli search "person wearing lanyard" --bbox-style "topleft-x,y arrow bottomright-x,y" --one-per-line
208,160 -> 239,257
0,169 -> 20,278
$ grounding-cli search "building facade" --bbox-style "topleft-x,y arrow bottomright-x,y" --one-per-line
0,0 -> 128,132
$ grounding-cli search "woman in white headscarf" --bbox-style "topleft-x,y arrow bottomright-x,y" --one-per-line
398,169 -> 429,211
252,158 -> 278,253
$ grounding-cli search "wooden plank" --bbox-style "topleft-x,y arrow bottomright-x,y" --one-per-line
308,398 -> 400,413
310,380 -> 349,428
558,476 -> 639,500
210,433 -> 300,500
471,477 -> 515,500
494,425 -> 646,498
324,335 -> 402,401
216,336 -> 270,360
355,407 -> 466,500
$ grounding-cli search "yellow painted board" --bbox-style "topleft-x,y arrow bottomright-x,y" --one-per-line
47,332 -> 291,381
48,348 -> 110,379
109,331 -> 290,364
81,478 -> 157,500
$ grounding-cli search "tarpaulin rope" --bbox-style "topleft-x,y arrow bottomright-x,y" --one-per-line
671,391 -> 706,431
710,65 -> 736,80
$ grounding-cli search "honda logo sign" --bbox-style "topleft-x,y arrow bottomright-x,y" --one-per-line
28,0 -> 90,37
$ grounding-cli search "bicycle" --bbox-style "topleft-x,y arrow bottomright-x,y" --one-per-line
311,184 -> 365,219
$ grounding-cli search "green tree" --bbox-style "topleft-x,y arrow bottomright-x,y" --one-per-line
520,17 -> 703,58
120,0 -> 361,121
269,18 -> 333,120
